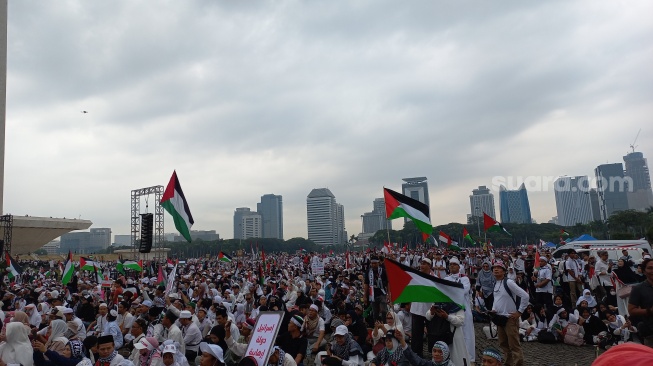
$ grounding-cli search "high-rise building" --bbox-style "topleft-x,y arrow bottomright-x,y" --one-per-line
307,188 -> 345,246
499,184 -> 532,224
623,151 -> 653,211
362,198 -> 392,234
402,177 -> 429,205
469,185 -> 496,220
60,228 -> 111,254
588,188 -> 602,222
595,163 -> 630,221
554,176 -> 593,226
234,208 -> 261,239
257,194 -> 284,239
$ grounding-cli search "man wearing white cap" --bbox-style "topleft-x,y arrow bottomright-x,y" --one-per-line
180,310 -> 202,360
64,307 -> 87,341
445,256 -> 475,364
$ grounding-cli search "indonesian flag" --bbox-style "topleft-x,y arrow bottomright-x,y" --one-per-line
161,170 -> 194,243
385,258 -> 466,310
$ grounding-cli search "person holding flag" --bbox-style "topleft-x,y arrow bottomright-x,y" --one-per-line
363,255 -> 388,322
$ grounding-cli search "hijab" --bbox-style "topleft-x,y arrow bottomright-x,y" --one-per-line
576,289 -> 597,307
374,336 -> 403,365
68,340 -> 85,359
0,322 -> 34,366
11,311 -> 30,326
477,262 -> 496,294
47,319 -> 69,347
432,341 -> 451,366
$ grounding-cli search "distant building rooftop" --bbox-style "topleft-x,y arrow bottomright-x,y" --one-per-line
402,177 -> 427,183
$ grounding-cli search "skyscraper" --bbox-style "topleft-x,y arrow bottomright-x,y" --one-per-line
362,198 -> 392,234
623,151 -> 653,211
402,177 -> 429,205
233,207 -> 261,239
499,183 -> 532,224
257,194 -> 283,239
469,185 -> 496,220
595,163 -> 630,221
307,188 -> 345,246
554,176 -> 593,226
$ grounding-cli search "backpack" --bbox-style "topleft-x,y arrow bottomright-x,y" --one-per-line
563,323 -> 585,346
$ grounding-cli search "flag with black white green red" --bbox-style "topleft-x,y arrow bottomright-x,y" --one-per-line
384,187 -> 432,238
61,251 -> 75,285
6,253 -> 22,280
463,227 -> 475,245
483,212 -> 511,236
560,229 -> 570,236
384,258 -> 466,310
80,257 -> 100,271
161,170 -> 194,243
218,251 -> 232,262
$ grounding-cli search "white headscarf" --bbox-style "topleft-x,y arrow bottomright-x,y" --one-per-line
0,322 -> 34,366
48,319 -> 70,346
576,289 -> 598,307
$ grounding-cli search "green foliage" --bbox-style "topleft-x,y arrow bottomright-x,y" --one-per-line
161,237 -> 325,258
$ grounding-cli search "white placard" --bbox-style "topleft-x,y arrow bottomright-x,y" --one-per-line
311,258 -> 325,275
244,311 -> 284,366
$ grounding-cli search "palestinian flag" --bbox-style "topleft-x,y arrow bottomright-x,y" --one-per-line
463,227 -> 475,245
384,258 -> 466,310
218,252 -> 232,262
483,213 -> 511,236
161,170 -> 194,243
124,260 -> 143,271
560,229 -> 570,237
384,188 -> 432,238
6,253 -> 22,280
93,265 -> 102,284
61,251 -> 75,285
80,257 -> 100,271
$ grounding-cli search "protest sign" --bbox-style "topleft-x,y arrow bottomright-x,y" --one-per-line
244,312 -> 284,366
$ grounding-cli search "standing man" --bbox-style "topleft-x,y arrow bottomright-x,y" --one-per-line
364,256 -> 388,321
565,250 -> 583,307
491,260 -> 529,366
628,258 -> 653,347
179,310 -> 202,361
409,257 -> 434,357
534,256 -> 553,310
445,256 -> 475,365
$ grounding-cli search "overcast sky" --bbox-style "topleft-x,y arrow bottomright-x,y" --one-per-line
5,0 -> 653,241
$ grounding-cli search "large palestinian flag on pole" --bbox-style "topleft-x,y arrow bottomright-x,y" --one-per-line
384,258 -> 466,310
218,252 -> 232,262
483,212 -> 511,236
161,171 -> 194,243
384,188 -> 432,238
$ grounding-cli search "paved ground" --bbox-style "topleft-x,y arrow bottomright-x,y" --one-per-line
473,323 -> 601,366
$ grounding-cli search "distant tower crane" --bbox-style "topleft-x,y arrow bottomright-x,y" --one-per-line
630,129 -> 641,154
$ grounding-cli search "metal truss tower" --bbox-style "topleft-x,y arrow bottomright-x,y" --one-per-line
0,214 -> 12,257
131,186 -> 164,260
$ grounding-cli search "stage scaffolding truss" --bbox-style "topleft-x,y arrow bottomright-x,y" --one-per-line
131,186 -> 164,260
0,214 -> 13,257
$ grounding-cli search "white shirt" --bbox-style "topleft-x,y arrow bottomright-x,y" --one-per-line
535,265 -> 553,293
564,257 -> 580,282
492,278 -> 529,316
595,259 -> 612,287
181,322 -> 203,352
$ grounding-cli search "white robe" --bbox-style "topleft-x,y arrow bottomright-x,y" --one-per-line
426,308 -> 469,366
445,273 -> 475,362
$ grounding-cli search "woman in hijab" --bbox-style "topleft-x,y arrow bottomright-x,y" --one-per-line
10,311 -> 33,332
25,304 -> 42,328
233,304 -> 246,328
426,303 -> 468,366
0,322 -> 34,366
344,310 -> 367,349
371,311 -> 404,344
612,259 -> 641,316
33,339 -> 89,366
477,261 -> 496,310
370,331 -> 403,366
576,289 -> 598,308
546,295 -> 565,322
45,319 -> 69,356
397,328 -> 454,366
549,308 -> 577,342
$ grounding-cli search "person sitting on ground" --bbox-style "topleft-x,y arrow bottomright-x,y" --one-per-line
577,308 -> 606,345
480,347 -> 503,366
198,342 -> 225,366
133,337 -> 161,366
33,339 -> 90,366
606,312 -> 638,344
369,331 -> 404,366
394,329 -> 454,366
315,325 -> 363,366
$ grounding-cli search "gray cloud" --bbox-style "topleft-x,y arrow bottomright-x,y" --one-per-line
5,0 -> 653,240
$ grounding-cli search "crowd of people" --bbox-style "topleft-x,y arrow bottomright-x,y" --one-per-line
0,244 -> 651,366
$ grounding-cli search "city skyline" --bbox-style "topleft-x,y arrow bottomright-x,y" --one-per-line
4,1 -> 652,241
